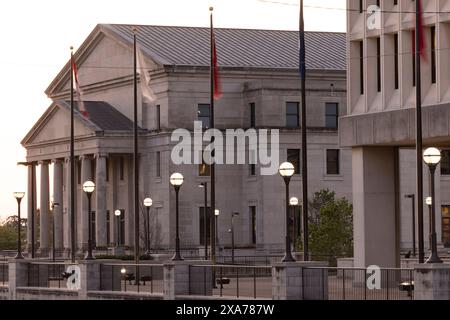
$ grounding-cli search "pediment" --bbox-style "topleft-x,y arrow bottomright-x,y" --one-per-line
21,101 -> 99,147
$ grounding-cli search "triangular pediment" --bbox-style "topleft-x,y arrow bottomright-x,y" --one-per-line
46,24 -> 161,100
21,101 -> 99,147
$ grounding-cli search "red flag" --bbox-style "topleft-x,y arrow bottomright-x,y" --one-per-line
212,31 -> 222,100
417,0 -> 426,61
71,58 -> 88,118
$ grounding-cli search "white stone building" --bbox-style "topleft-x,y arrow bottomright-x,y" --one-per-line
342,0 -> 450,268
21,24 -> 351,257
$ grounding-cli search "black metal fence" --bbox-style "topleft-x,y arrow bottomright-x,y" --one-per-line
0,262 -> 8,286
303,267 -> 414,300
99,263 -> 164,294
189,264 -> 272,299
26,262 -> 76,289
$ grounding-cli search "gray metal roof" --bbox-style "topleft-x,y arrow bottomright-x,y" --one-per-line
103,24 -> 346,71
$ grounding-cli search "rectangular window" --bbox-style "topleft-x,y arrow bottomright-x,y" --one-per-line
249,164 -> 256,176
106,158 -> 109,182
287,149 -> 301,175
106,210 -> 110,245
360,41 -> 364,95
156,152 -> 161,178
250,206 -> 257,245
325,103 -> 339,129
156,105 -> 161,131
394,33 -> 399,90
441,150 -> 450,175
119,157 -> 125,181
286,102 -> 299,128
376,37 -> 381,92
326,149 -> 340,175
250,103 -> 256,128
198,104 -> 211,129
199,207 -> 211,246
431,26 -> 437,84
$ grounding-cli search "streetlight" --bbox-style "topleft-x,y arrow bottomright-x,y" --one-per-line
198,183 -> 208,260
290,197 -> 299,250
229,212 -> 239,264
426,196 -> 433,251
170,173 -> 184,261
114,210 -> 122,248
82,181 -> 95,261
143,198 -> 153,258
279,162 -> 296,262
423,148 -> 443,263
404,194 -> 416,257
13,192 -> 25,260
215,209 -> 220,257
121,267 -> 127,291
51,200 -> 60,262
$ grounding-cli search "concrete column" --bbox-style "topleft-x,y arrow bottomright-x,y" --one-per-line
95,154 -> 108,247
26,163 -> 36,254
352,147 -> 398,268
8,260 -> 29,300
80,156 -> 92,250
40,161 -> 50,252
414,264 -> 450,300
53,159 -> 64,252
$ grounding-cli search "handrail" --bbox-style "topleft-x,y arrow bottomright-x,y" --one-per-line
303,266 -> 414,271
191,264 -> 271,269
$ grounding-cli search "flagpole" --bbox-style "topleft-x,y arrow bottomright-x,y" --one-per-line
209,6 -> 217,270
70,47 -> 76,263
415,0 -> 425,264
133,27 -> 140,282
299,0 -> 309,262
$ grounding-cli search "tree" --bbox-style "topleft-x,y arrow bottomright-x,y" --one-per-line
0,215 -> 27,250
308,189 -> 353,266
139,202 -> 163,252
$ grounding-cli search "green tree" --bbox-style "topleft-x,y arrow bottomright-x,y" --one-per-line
0,215 -> 27,250
308,189 -> 353,266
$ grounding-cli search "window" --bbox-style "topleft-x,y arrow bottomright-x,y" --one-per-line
441,150 -> 450,175
156,152 -> 161,178
442,206 -> 450,248
199,207 -> 211,246
376,37 -> 381,92
431,26 -> 437,84
359,41 -> 364,95
119,157 -> 125,181
325,103 -> 339,129
198,104 -> 211,129
394,34 -> 399,90
156,105 -> 161,131
250,103 -> 256,128
106,158 -> 109,182
286,102 -> 299,128
287,149 -> 301,175
250,206 -> 257,245
106,210 -> 110,245
249,164 -> 256,176
199,160 -> 211,177
326,149 -> 340,175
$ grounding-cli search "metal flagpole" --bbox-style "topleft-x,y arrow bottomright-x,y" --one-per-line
133,27 -> 140,285
70,47 -> 76,263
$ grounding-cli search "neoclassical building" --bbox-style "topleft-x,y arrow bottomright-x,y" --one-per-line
21,24 -> 351,257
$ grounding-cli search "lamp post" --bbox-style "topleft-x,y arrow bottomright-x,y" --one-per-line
143,198 -> 153,258
114,210 -> 121,248
290,197 -> 299,251
199,183 -> 208,260
229,212 -> 239,264
82,181 -> 95,261
423,148 -> 443,264
426,197 -> 433,251
279,162 -> 296,263
13,192 -> 25,260
215,209 -> 220,258
51,200 -> 60,262
404,194 -> 416,257
170,173 -> 184,261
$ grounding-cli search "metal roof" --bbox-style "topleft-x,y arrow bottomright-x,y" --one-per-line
103,24 -> 346,71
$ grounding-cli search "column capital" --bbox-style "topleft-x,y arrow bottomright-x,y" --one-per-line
95,153 -> 109,160
51,158 -> 64,165
79,154 -> 93,162
38,160 -> 51,166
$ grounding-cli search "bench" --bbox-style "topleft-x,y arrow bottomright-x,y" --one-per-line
216,278 -> 230,286
140,276 -> 152,285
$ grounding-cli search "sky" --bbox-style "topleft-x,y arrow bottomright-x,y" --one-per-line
0,0 -> 346,221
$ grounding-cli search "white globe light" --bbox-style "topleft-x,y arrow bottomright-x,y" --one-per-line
215,209 -> 220,216
426,197 -> 432,206
279,162 -> 295,177
13,192 -> 25,200
114,210 -> 121,217
423,148 -> 442,165
170,173 -> 184,186
290,197 -> 299,206
82,181 -> 95,194
143,198 -> 153,207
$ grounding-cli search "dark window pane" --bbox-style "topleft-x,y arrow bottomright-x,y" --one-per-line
249,164 -> 256,176
199,207 -> 211,246
327,149 -> 340,175
198,104 -> 211,129
287,149 -> 301,175
441,150 -> 450,175
250,206 -> 257,245
286,102 -> 299,128
250,103 -> 256,128
156,152 -> 161,178
325,103 -> 339,129
106,210 -> 110,245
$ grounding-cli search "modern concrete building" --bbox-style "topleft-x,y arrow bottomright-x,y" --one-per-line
342,0 -> 450,268
21,24 -> 351,257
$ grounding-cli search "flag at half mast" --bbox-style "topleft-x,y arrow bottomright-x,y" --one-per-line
136,45 -> 157,103
71,58 -> 88,118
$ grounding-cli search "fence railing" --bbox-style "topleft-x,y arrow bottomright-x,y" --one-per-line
303,267 -> 415,301
189,264 -> 272,299
99,263 -> 164,294
0,262 -> 8,286
26,261 -> 76,289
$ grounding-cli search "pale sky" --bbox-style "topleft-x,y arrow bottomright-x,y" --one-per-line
0,0 -> 346,221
